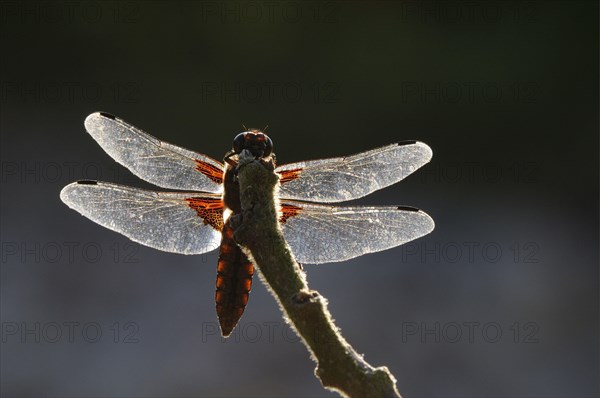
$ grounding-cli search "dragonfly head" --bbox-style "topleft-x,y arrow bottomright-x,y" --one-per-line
232,130 -> 273,158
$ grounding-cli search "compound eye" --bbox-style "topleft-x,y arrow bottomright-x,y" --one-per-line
262,134 -> 273,157
233,132 -> 246,154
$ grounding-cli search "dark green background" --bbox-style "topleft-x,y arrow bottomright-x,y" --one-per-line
1,1 -> 598,397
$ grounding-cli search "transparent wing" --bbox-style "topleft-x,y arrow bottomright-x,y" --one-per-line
276,141 -> 432,203
84,112 -> 224,192
280,201 -> 434,264
60,181 -> 223,255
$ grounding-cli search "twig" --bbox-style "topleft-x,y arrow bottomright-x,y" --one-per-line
231,152 -> 402,398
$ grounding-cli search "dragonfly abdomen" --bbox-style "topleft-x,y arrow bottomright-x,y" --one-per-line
215,221 -> 254,337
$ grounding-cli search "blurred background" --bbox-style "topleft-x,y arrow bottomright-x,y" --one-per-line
1,1 -> 598,397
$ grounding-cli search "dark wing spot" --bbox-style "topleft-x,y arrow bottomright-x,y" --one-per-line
397,140 -> 417,146
397,205 -> 420,212
99,112 -> 117,120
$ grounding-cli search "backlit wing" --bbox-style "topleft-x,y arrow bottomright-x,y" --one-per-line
280,200 -> 434,264
276,141 -> 432,203
60,181 -> 223,255
84,112 -> 224,192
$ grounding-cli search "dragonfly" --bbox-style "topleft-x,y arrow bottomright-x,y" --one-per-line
60,112 -> 435,336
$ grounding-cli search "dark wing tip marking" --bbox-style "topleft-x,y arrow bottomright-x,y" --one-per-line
76,180 -> 98,185
397,205 -> 420,212
396,140 -> 418,146
98,112 -> 117,120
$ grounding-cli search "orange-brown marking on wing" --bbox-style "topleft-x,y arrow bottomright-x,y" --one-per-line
185,197 -> 224,231
280,203 -> 303,224
195,159 -> 224,184
278,168 -> 303,184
